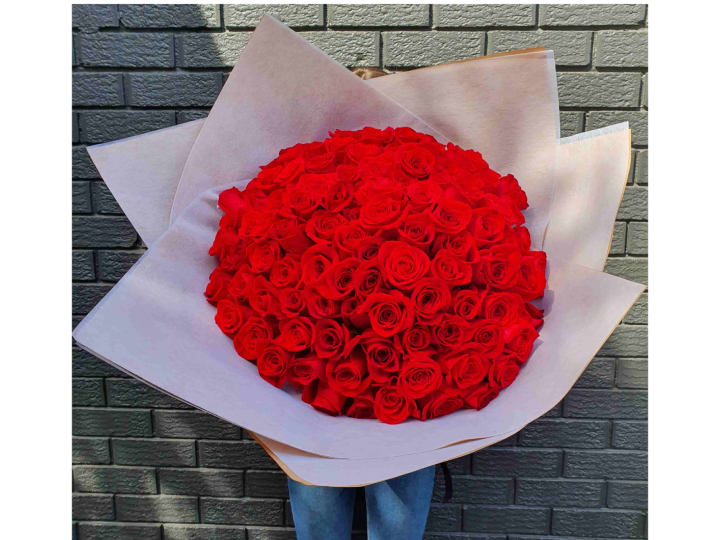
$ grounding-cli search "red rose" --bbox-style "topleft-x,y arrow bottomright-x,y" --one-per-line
305,211 -> 347,245
324,181 -> 354,213
247,240 -> 281,274
361,330 -> 403,384
278,317 -> 316,352
326,349 -> 372,397
340,297 -> 371,330
218,186 -> 248,213
451,289 -> 482,321
239,210 -> 275,242
378,241 -> 431,290
358,154 -> 394,182
333,221 -> 369,259
472,244 -> 522,289
353,236 -> 385,262
418,385 -> 464,421
205,267 -> 232,304
358,198 -> 408,232
286,354 -> 327,389
220,244 -> 248,273
346,390 -> 377,419
272,218 -> 313,254
496,174 -> 528,210
431,198 -> 473,234
248,276 -> 279,317
270,255 -> 302,289
209,227 -> 241,260
306,151 -> 336,174
503,322 -> 539,362
302,379 -> 347,416
251,166 -> 282,191
398,215 -> 436,251
467,319 -> 505,359
401,323 -> 433,355
362,126 -> 395,145
406,181 -> 444,211
397,353 -> 443,399
227,264 -> 254,301
468,207 -> 506,247
301,245 -> 335,287
373,382 -> 419,424
396,143 -> 436,178
483,292 -> 523,327
439,343 -> 491,389
395,127 -> 422,144
432,314 -> 469,350
233,317 -> 274,361
461,381 -> 498,411
432,231 -> 479,263
281,188 -> 320,219
489,354 -> 520,388
298,173 -> 336,197
305,289 -> 341,319
353,260 -> 385,301
336,164 -> 359,183
346,142 -> 381,163
316,258 -> 360,300
411,278 -> 452,325
356,290 -> 415,338
255,340 -> 292,388
314,318 -> 351,361
278,288 -> 306,318
522,303 -> 545,330
214,299 -> 244,336
511,252 -> 547,302
274,157 -> 305,186
431,249 -> 472,286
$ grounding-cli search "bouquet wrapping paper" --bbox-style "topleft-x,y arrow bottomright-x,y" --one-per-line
75,16 -> 644,485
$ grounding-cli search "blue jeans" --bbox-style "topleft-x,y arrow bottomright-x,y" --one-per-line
288,466 -> 436,540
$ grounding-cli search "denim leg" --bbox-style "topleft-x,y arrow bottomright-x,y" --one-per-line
287,477 -> 356,540
364,466 -> 436,540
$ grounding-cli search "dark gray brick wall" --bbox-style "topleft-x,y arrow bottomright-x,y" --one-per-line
72,4 -> 648,539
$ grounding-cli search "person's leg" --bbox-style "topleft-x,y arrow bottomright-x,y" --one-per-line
287,477 -> 356,540
364,466 -> 436,540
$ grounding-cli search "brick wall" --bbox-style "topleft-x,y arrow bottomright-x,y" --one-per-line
72,5 -> 649,539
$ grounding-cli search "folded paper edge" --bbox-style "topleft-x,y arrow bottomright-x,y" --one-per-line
251,428 -> 525,487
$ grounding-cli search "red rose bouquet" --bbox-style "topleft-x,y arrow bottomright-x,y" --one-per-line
205,127 -> 547,424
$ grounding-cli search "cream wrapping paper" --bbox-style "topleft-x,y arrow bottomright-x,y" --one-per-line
75,15 -> 642,479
